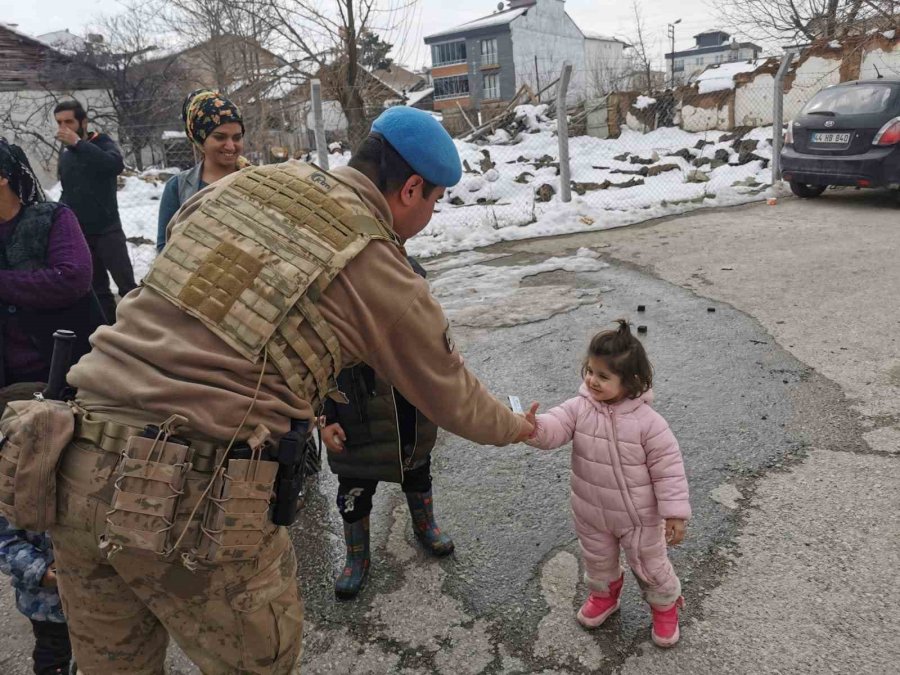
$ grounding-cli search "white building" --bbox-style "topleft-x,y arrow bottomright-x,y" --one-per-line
666,30 -> 762,86
424,0 -> 626,112
583,32 -> 631,97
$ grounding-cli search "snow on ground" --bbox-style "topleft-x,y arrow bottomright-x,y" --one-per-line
56,113 -> 773,285
695,61 -> 763,94
410,106 -> 774,259
634,95 -> 657,110
427,247 -> 610,327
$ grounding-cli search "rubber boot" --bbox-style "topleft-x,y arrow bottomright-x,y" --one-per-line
577,574 -> 625,628
334,517 -> 370,599
650,596 -> 685,648
406,490 -> 454,556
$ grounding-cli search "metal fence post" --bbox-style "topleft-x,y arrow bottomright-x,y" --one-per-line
311,79 -> 329,171
771,51 -> 796,185
556,62 -> 573,202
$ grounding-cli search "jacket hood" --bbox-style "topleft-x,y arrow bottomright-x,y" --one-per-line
578,383 -> 654,413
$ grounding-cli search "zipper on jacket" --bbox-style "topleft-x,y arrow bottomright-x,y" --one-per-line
605,406 -> 642,527
390,388 -> 405,483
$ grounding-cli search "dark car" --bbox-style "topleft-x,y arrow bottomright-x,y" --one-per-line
781,78 -> 900,198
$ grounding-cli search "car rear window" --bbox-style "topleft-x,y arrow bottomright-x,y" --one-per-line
802,84 -> 896,115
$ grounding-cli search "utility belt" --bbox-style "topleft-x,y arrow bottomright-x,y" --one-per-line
72,411 -> 313,566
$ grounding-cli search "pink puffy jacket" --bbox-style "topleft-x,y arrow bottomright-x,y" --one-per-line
529,386 -> 691,531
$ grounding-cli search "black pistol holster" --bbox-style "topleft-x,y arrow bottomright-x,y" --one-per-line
268,419 -> 312,526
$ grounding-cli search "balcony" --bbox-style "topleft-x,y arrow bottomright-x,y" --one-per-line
480,53 -> 500,69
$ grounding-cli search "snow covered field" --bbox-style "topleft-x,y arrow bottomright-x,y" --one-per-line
52,107 -> 774,281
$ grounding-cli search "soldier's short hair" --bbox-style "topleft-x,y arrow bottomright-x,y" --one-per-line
349,135 -> 438,198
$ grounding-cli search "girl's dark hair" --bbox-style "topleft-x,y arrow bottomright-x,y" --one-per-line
583,319 -> 653,399
349,134 -> 437,197
53,100 -> 88,122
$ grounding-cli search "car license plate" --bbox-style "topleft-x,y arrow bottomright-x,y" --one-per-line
811,132 -> 851,144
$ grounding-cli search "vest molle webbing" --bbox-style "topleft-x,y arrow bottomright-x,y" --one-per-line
144,161 -> 397,408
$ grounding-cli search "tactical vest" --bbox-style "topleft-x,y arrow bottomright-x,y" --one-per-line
0,202 -> 58,271
143,161 -> 399,410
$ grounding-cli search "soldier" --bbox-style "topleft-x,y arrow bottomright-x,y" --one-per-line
47,106 -> 534,674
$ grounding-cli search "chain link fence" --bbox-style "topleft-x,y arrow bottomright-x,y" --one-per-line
76,36 -> 899,276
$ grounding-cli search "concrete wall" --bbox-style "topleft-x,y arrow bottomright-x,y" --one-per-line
0,87 -> 116,188
681,101 -> 732,131
510,0 -> 586,102
597,34 -> 900,138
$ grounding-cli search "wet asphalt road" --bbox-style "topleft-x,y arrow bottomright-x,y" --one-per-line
0,195 -> 883,674
291,245 -> 857,672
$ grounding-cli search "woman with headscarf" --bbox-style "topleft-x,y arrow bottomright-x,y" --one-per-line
0,137 -> 100,675
0,138 -> 101,396
156,89 -> 249,252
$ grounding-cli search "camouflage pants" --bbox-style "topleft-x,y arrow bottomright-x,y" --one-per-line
49,438 -> 304,675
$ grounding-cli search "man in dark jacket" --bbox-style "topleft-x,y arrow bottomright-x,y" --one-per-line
54,100 -> 136,323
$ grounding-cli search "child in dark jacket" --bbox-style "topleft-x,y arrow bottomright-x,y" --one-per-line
0,518 -> 72,674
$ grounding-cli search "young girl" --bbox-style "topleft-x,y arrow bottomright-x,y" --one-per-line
525,320 -> 690,648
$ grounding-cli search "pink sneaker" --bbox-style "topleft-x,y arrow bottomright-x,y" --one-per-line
576,575 -> 624,628
650,596 -> 685,648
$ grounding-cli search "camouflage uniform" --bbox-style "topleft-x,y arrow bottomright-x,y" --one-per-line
48,160 -> 522,674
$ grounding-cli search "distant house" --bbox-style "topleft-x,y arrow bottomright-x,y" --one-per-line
252,62 -> 432,155
583,33 -> 631,96
665,30 -> 761,85
424,0 -> 594,115
0,24 -> 115,186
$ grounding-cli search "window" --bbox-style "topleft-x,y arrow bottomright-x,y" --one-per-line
674,58 -> 685,72
431,41 -> 466,66
434,75 -> 470,100
483,73 -> 499,100
802,84 -> 895,115
695,56 -> 705,66
481,38 -> 498,66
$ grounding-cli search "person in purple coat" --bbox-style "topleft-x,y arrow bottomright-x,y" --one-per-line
0,138 -> 102,674
0,137 -> 102,402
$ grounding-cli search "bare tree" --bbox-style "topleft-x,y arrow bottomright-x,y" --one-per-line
249,0 -> 418,148
627,0 -> 657,92
80,3 -> 189,169
156,0 -> 283,160
717,0 -> 898,43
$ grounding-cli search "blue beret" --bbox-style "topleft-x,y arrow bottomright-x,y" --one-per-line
371,106 -> 462,187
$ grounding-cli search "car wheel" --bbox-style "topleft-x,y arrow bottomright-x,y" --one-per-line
789,181 -> 827,198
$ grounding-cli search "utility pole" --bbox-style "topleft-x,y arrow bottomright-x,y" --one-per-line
311,79 -> 328,171
667,18 -> 682,88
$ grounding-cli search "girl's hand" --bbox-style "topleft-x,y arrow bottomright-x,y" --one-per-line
321,423 -> 347,453
41,568 -> 58,588
525,402 -> 539,429
665,518 -> 686,546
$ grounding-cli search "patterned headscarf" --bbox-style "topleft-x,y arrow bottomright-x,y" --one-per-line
181,88 -> 245,148
0,138 -> 45,206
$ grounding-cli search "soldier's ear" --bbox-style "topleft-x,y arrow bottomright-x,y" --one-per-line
398,174 -> 424,206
